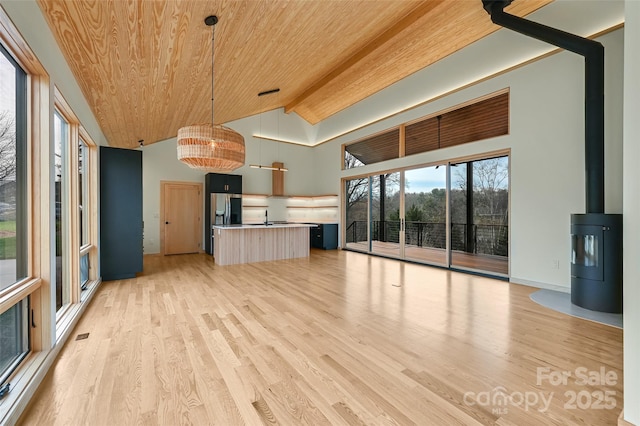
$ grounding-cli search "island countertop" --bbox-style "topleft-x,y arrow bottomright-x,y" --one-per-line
212,223 -> 317,230
212,223 -> 314,265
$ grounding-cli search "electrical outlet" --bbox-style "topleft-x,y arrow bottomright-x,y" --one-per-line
552,259 -> 560,269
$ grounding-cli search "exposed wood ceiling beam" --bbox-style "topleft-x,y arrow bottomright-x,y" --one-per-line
284,0 -> 445,116
286,0 -> 552,124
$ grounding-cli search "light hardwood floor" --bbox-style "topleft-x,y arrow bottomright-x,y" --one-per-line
19,250 -> 623,425
345,241 -> 509,276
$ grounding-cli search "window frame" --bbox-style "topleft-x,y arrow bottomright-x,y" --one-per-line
0,7 -> 101,424
0,41 -> 31,383
53,107 -> 71,314
77,126 -> 98,298
53,88 -> 99,327
0,5 -> 52,422
342,89 -> 510,170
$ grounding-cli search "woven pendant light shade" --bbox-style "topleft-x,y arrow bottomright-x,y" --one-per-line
177,15 -> 245,172
177,124 -> 245,172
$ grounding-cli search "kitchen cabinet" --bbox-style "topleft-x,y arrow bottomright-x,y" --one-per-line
100,146 -> 143,280
206,172 -> 242,194
310,223 -> 338,250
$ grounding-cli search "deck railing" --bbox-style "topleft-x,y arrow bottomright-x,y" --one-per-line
345,220 -> 508,257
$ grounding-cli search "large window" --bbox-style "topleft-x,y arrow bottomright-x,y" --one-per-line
344,128 -> 400,169
342,90 -> 510,275
0,45 -> 27,293
0,42 -> 29,387
55,92 -> 99,315
450,156 -> 509,274
344,90 -> 509,170
79,140 -> 88,247
0,299 -> 29,386
54,110 -> 69,312
79,138 -> 90,290
55,93 -> 99,318
1,8 -> 101,423
343,152 -> 510,276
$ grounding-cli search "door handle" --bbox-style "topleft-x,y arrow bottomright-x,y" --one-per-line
165,221 -> 170,224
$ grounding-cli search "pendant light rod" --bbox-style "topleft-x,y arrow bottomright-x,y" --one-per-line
205,15 -> 218,125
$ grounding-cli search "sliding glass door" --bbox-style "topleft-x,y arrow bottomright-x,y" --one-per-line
343,154 -> 509,277
449,156 -> 509,275
345,177 -> 369,251
404,165 -> 447,265
370,173 -> 401,258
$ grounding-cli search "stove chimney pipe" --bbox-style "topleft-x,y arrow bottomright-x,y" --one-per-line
482,0 -> 605,214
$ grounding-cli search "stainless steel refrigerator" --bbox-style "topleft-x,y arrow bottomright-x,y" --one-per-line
210,193 -> 242,255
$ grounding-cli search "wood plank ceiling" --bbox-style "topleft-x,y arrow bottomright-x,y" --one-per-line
36,0 -> 552,148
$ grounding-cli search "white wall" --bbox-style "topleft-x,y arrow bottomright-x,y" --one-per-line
623,1 -> 640,423
226,111 -> 317,196
141,113 -> 317,254
316,29 -> 623,292
141,140 -> 204,254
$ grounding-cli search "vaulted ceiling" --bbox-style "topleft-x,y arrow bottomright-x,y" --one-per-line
36,0 -> 551,149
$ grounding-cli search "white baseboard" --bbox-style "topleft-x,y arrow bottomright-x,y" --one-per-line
510,277 -> 570,294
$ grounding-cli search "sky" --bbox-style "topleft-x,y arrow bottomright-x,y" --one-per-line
0,51 -> 16,117
404,166 -> 447,194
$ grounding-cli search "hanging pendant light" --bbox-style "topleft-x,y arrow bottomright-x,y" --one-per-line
177,15 -> 245,172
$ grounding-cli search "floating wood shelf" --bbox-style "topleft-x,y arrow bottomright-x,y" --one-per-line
241,194 -> 337,199
286,205 -> 339,209
288,194 -> 338,199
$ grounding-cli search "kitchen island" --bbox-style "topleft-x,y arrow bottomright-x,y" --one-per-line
212,223 -> 316,266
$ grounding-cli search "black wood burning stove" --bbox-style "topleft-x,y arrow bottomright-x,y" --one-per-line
571,214 -> 622,313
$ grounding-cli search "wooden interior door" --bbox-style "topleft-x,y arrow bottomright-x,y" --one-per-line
161,181 -> 202,255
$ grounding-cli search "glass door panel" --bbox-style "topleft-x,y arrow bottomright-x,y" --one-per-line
449,156 -> 509,275
345,177 -> 369,251
450,162 -> 468,266
370,172 -> 401,258
343,155 -> 509,278
404,166 -> 447,265
54,110 -> 69,311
